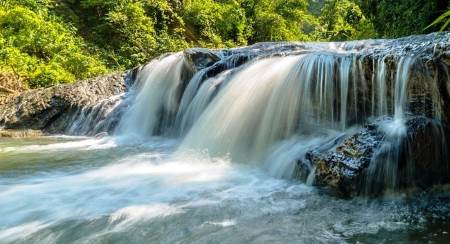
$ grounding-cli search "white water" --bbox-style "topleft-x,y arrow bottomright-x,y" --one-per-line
116,53 -> 186,137
1,137 -> 449,243
180,56 -> 301,162
110,51 -> 418,181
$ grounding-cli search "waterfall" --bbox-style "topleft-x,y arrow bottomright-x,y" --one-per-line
394,57 -> 415,122
105,35 -> 448,193
2,34 -> 450,243
114,50 -> 417,171
116,54 -> 188,137
178,53 -> 417,164
179,56 -> 301,161
363,56 -> 416,193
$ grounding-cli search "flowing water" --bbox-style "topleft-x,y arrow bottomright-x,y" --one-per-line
1,137 -> 450,243
1,37 -> 450,243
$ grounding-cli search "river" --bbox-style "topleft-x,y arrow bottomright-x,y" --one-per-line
1,136 -> 449,243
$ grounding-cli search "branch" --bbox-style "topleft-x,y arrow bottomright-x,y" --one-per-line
0,85 -> 16,94
9,65 -> 20,82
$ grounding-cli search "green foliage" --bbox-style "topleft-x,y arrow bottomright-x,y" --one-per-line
318,0 -> 375,41
183,0 -> 251,47
1,0 -> 447,88
0,4 -> 107,88
426,10 -> 450,31
358,0 -> 450,38
250,0 -> 317,42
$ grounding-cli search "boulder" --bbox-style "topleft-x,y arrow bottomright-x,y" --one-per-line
184,48 -> 221,72
297,116 -> 450,197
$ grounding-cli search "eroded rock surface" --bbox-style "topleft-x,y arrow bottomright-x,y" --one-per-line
0,129 -> 44,138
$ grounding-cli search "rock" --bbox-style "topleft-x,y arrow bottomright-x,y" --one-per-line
297,116 -> 450,197
297,122 -> 383,197
0,129 -> 44,138
184,48 -> 221,72
0,72 -> 127,134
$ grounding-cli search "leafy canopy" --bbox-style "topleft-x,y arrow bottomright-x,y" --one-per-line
0,0 -> 447,88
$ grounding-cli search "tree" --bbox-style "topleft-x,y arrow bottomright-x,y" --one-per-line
183,0 -> 251,47
318,0 -> 375,41
0,5 -> 107,88
358,0 -> 449,38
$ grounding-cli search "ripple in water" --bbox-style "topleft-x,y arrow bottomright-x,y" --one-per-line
0,137 -> 449,243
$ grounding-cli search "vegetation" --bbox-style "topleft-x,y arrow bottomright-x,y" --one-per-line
425,9 -> 450,31
0,0 -> 448,88
358,0 -> 449,38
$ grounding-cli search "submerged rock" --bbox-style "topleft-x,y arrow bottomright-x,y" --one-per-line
297,116 -> 450,197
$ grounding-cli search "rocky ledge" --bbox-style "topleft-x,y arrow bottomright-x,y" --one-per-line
296,116 -> 450,197
0,72 -> 127,134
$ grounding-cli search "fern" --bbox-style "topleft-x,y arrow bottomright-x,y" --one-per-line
425,10 -> 450,31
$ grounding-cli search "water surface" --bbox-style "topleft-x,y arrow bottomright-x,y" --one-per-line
0,137 -> 449,243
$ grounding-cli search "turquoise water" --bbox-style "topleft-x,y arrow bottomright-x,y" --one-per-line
0,136 -> 449,243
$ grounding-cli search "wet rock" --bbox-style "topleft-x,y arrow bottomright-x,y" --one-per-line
0,72 -> 126,134
184,48 -> 221,72
0,129 -> 44,138
297,116 -> 450,197
297,123 -> 383,197
400,117 -> 450,188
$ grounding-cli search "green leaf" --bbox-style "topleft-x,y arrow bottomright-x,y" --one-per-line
425,10 -> 450,30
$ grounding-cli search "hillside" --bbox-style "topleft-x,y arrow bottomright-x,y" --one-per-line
0,0 -> 448,88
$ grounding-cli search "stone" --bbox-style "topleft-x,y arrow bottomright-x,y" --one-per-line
0,129 -> 44,138
297,116 -> 450,197
0,72 -> 127,134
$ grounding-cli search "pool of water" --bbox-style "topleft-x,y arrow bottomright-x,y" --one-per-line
0,136 -> 449,243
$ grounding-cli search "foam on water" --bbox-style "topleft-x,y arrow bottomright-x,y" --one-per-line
0,137 -> 117,153
0,138 -> 449,243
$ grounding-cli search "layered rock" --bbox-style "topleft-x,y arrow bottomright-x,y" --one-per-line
0,72 -> 127,134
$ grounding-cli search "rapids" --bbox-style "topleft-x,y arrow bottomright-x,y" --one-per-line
1,137 -> 450,243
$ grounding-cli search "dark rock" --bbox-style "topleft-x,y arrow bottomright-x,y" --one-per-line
400,117 -> 450,188
184,48 -> 221,72
297,116 -> 450,197
297,122 -> 383,197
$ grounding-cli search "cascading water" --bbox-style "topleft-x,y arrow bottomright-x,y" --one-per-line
116,53 -> 189,137
1,33 -> 450,243
113,44 -> 436,188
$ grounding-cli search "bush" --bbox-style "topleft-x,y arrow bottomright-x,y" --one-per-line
0,0 -> 446,88
0,5 -> 107,88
